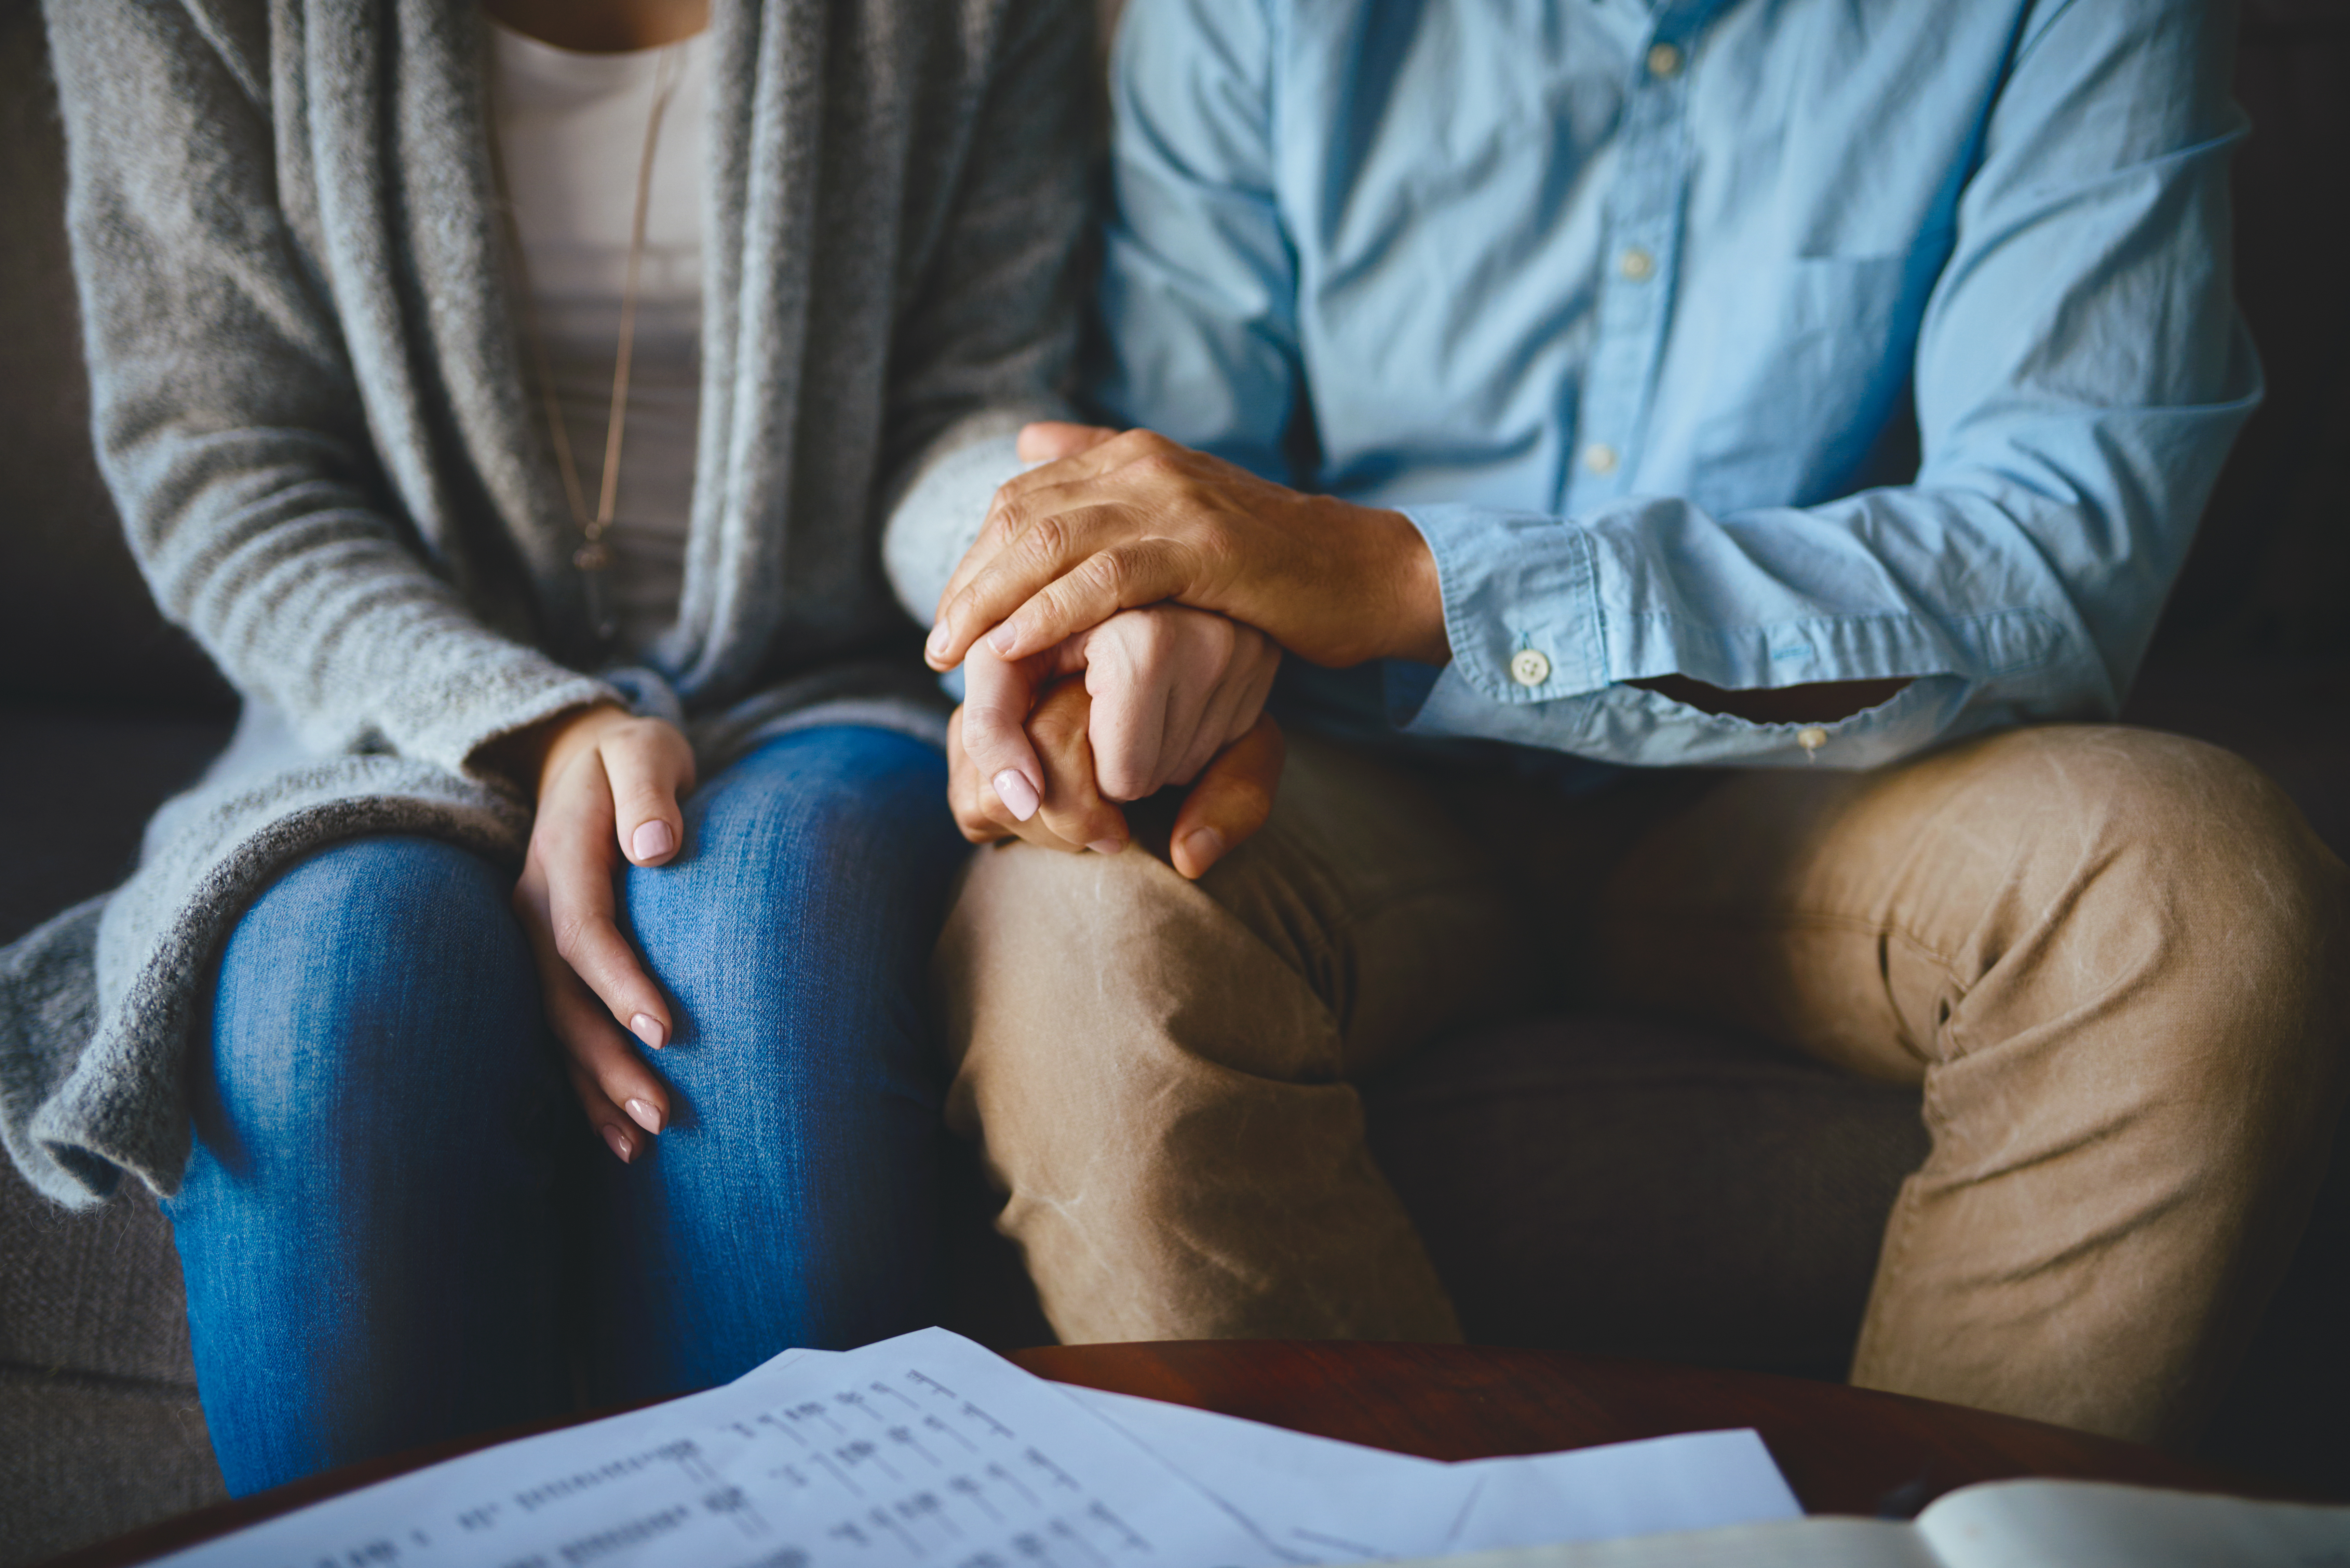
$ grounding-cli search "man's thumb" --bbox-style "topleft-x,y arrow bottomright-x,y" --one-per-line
1168,715 -> 1285,879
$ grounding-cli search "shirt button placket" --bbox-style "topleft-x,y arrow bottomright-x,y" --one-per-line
1568,24 -> 1693,514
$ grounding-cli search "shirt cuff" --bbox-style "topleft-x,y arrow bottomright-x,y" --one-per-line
1397,503 -> 1608,704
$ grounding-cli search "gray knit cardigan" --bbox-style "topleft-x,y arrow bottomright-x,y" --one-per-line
0,0 -> 1089,1208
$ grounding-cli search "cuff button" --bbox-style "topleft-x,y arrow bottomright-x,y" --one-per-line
1510,648 -> 1552,688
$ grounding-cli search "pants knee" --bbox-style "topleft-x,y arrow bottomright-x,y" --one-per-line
621,728 -> 961,1099
1979,728 -> 2347,1092
208,836 -> 540,1143
2026,730 -> 2337,964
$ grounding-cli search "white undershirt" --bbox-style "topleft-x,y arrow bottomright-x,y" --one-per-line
489,19 -> 711,653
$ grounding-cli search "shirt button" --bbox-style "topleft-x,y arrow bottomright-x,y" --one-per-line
1647,41 -> 1683,78
1510,648 -> 1553,688
1618,247 -> 1655,281
1583,442 -> 1619,475
1797,726 -> 1830,754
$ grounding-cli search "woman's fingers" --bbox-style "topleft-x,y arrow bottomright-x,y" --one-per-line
602,715 -> 696,866
548,969 -> 672,1162
512,852 -> 670,1159
507,707 -> 694,1160
535,745 -> 674,1051
1168,714 -> 1286,880
1016,421 -> 1122,464
1168,659 -> 1251,788
1080,619 -> 1174,803
1026,678 -> 1130,854
957,644 -> 1053,822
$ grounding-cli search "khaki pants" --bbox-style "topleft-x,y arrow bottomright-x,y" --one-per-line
935,724 -> 2350,1445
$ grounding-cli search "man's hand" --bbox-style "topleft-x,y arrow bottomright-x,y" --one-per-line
504,703 -> 694,1165
925,426 -> 1450,675
948,677 -> 1286,881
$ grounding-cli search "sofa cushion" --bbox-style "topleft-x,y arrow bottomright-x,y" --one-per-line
0,1167 -> 223,1566
0,1372 -> 222,1567
0,1173 -> 193,1391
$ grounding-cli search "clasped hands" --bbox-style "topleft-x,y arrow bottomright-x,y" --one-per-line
506,421 -> 1447,1162
931,422 -> 1448,878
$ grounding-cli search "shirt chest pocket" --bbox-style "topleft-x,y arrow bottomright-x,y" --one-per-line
1682,252 -> 1925,513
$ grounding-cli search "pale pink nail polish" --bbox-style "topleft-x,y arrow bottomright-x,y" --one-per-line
993,770 -> 1040,822
1088,838 -> 1125,855
625,1098 -> 664,1135
987,622 -> 1019,655
602,1124 -> 634,1163
632,820 -> 675,861
630,1013 -> 667,1049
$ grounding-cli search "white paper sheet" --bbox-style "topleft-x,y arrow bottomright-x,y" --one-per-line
1442,1432 -> 1803,1556
1055,1386 -> 1463,1561
157,1328 -> 1284,1568
1056,1386 -> 1800,1564
160,1331 -> 1801,1568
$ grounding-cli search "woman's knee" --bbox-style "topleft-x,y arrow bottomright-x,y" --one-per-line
208,836 -> 540,1140
621,728 -> 963,1088
629,727 -> 958,963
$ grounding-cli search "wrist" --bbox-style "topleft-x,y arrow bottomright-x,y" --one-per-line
483,701 -> 629,800
1333,500 -> 1448,666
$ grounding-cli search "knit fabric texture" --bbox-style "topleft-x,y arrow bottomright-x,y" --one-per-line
1,0 -> 1088,1206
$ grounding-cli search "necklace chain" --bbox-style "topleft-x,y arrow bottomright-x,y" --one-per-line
494,41 -> 686,584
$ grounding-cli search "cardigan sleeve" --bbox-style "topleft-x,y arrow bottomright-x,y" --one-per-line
45,0 -> 612,780
877,0 -> 1095,629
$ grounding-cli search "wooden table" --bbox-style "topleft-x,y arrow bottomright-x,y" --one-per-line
47,1341 -> 2291,1567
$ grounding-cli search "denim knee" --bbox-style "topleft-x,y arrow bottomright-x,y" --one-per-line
587,729 -> 965,1387
200,835 -> 544,1171
622,727 -> 960,1098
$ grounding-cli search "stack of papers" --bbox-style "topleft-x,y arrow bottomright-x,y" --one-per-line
158,1327 -> 1802,1567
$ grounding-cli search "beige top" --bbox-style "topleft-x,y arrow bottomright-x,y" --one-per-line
489,18 -> 711,652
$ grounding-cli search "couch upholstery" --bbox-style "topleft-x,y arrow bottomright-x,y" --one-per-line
3,0 -> 2346,1561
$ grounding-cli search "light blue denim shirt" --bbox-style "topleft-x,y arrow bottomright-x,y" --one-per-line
1091,0 -> 2259,770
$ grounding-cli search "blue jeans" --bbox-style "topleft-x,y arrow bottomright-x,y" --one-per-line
166,726 -> 967,1495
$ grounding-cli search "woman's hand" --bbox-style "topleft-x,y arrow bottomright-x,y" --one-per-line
505,703 -> 696,1163
946,673 -> 1287,881
962,603 -> 1282,808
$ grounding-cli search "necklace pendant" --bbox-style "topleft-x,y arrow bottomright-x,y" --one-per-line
573,541 -> 613,573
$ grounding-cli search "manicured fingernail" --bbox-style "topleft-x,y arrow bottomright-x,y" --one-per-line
630,1013 -> 667,1049
992,770 -> 1040,822
1088,838 -> 1125,855
602,1124 -> 634,1163
987,622 -> 1019,655
926,623 -> 951,660
625,1098 -> 664,1135
632,820 -> 675,860
1182,826 -> 1225,868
